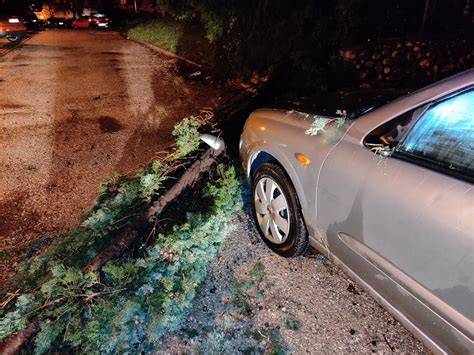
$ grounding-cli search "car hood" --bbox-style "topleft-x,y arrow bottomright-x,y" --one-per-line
244,107 -> 353,178
249,107 -> 349,142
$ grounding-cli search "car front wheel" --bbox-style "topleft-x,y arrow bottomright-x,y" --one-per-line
251,162 -> 308,257
6,35 -> 21,43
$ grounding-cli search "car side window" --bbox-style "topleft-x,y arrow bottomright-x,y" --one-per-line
363,105 -> 426,152
395,89 -> 473,182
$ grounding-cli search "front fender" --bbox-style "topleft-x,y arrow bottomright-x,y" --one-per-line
245,141 -> 310,219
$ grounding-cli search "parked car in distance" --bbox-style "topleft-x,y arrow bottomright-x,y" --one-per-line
240,69 -> 474,354
0,15 -> 27,42
72,13 -> 110,29
43,17 -> 68,29
20,12 -> 42,31
71,15 -> 90,28
90,13 -> 110,28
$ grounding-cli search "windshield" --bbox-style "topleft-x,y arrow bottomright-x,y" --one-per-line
272,88 -> 411,119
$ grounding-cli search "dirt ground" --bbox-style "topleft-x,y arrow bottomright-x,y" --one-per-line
154,208 -> 429,353
0,29 -> 219,295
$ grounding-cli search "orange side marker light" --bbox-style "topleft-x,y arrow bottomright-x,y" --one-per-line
295,153 -> 310,166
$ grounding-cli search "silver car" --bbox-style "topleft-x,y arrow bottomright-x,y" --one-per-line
239,69 -> 473,353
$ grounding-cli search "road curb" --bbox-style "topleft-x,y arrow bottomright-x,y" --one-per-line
125,35 -> 202,68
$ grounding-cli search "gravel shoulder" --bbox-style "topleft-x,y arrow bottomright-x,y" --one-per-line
0,29 -> 219,295
154,205 -> 429,353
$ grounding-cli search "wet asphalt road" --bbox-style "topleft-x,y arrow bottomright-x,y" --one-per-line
0,29 -> 219,293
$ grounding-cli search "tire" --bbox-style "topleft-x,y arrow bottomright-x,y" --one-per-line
6,35 -> 21,43
251,162 -> 309,257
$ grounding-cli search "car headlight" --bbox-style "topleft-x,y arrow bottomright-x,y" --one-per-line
9,18 -> 20,23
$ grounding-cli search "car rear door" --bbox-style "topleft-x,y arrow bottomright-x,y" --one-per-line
316,89 -> 473,353
78,17 -> 88,27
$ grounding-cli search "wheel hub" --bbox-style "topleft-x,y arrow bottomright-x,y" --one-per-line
254,177 -> 290,244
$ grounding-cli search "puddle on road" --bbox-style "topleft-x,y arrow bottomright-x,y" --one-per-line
100,51 -> 122,55
0,102 -> 25,110
97,116 -> 123,133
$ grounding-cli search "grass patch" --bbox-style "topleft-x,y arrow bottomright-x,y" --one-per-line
127,17 -> 184,53
280,317 -> 302,331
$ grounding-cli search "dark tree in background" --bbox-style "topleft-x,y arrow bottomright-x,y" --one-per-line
1,0 -> 471,91
0,0 -> 40,12
0,0 -> 31,12
158,0 -> 471,91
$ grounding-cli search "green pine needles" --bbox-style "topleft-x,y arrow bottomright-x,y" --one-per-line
305,109 -> 348,136
172,116 -> 203,158
15,162 -> 165,291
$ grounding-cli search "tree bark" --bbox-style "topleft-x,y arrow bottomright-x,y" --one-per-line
0,320 -> 38,355
145,146 -> 224,222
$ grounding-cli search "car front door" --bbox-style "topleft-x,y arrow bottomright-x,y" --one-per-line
316,88 -> 473,353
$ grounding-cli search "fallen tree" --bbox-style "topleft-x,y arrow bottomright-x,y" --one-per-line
1,145 -> 226,354
0,80 -> 271,353
0,109 -> 235,352
0,163 -> 241,354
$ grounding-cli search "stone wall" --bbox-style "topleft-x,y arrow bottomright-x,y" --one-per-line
338,36 -> 473,89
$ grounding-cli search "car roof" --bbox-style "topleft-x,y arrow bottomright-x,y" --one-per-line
348,69 -> 474,138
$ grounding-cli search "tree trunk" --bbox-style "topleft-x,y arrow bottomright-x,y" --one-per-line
0,321 -> 38,355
